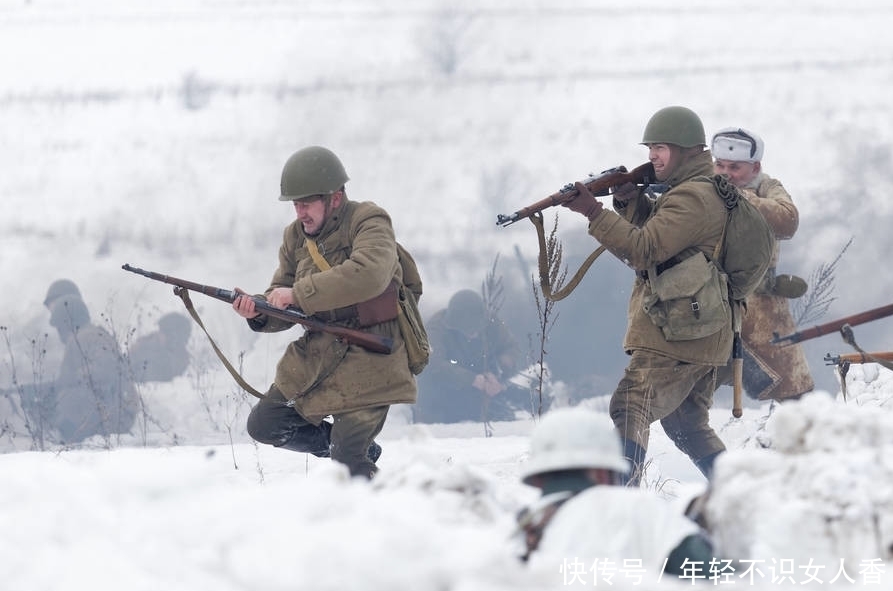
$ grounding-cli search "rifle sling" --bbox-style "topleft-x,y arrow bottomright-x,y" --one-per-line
529,211 -> 605,302
840,325 -> 893,370
175,287 -> 268,400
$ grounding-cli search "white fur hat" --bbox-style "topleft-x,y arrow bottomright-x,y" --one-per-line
712,127 -> 764,162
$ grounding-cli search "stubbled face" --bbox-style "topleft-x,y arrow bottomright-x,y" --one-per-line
292,192 -> 341,236
646,143 -> 681,182
713,159 -> 761,188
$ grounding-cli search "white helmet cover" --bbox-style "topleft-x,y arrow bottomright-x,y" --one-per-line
521,408 -> 630,484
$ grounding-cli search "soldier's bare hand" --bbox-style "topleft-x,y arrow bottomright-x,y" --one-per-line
483,372 -> 506,396
232,287 -> 259,319
267,287 -> 295,309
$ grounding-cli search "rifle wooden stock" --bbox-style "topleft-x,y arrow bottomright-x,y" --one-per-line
772,302 -> 893,346
122,264 -> 394,354
495,162 -> 655,227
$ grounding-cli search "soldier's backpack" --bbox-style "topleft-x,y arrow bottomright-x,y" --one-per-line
394,243 -> 430,375
702,174 -> 776,301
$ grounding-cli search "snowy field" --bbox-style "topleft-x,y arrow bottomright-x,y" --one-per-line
2,1 -> 893,589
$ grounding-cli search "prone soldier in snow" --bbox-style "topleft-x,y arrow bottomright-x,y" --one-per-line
516,407 -> 715,579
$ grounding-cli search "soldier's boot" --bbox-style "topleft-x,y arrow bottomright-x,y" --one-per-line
281,420 -> 382,463
694,450 -> 724,481
367,440 -> 383,463
276,423 -> 332,457
619,438 -> 647,487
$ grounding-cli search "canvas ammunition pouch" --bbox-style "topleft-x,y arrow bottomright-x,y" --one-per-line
396,278 -> 429,375
642,251 -> 731,341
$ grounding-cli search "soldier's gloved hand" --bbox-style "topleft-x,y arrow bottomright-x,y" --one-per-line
612,182 -> 640,204
562,182 -> 603,220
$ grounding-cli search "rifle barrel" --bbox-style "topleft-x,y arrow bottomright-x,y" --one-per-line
772,302 -> 893,346
495,162 -> 654,227
825,351 -> 893,365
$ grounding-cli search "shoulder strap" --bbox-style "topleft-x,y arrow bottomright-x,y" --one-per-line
693,174 -> 737,262
306,238 -> 332,271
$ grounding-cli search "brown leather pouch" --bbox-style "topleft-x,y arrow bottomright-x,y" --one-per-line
355,279 -> 399,327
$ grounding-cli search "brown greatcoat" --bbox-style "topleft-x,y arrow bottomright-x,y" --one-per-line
587,150 -> 733,366
250,199 -> 417,424
734,173 -> 814,400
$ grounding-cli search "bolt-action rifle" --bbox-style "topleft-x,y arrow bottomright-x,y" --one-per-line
494,162 -> 656,304
122,264 -> 394,355
772,302 -> 893,346
824,351 -> 893,366
495,162 -> 655,227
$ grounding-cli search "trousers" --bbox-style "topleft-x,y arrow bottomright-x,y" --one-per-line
609,350 -> 726,468
247,386 -> 388,478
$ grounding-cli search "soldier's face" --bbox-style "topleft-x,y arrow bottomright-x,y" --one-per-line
293,191 -> 343,236
713,159 -> 760,188
646,143 -> 679,182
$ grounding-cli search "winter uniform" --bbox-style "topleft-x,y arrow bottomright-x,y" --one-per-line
22,295 -> 138,443
246,198 -> 416,477
412,292 -> 527,423
586,149 -> 731,479
517,408 -> 714,580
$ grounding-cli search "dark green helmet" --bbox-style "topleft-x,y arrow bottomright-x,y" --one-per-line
445,289 -> 487,335
44,278 -> 82,309
279,146 -> 350,201
640,106 -> 706,148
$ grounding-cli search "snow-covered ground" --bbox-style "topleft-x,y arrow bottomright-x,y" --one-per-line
2,375 -> 892,590
2,1 -> 893,589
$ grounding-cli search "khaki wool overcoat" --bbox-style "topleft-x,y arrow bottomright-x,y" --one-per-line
249,199 -> 417,424
586,150 -> 733,366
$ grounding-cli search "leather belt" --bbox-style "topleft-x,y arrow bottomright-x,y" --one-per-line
313,305 -> 358,323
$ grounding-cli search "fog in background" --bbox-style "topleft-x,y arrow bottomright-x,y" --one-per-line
3,0 -> 893,402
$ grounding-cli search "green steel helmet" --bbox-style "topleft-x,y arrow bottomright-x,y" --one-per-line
278,146 -> 350,201
444,289 -> 487,335
640,106 -> 706,148
44,278 -> 82,309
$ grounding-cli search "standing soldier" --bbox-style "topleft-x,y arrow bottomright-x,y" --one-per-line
560,106 -> 732,484
27,295 -> 138,443
231,146 -> 418,479
709,127 -> 814,401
